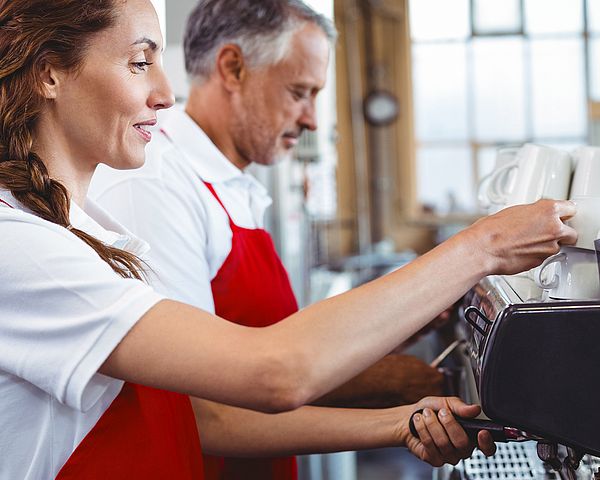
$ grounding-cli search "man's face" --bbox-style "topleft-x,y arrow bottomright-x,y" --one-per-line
230,23 -> 330,167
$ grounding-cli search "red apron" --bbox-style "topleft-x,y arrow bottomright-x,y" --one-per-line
57,384 -> 204,479
202,182 -> 298,480
0,198 -> 204,479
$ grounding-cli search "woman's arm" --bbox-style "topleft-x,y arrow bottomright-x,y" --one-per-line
193,396 -> 495,466
100,200 -> 576,412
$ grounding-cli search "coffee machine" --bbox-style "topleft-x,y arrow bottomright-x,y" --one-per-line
442,274 -> 600,479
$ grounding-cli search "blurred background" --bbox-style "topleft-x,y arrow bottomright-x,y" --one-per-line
154,0 -> 600,305
151,1 -> 600,478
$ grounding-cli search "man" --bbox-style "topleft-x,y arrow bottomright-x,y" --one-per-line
90,1 -> 488,478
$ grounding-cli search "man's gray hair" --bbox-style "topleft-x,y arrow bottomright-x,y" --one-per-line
184,0 -> 337,83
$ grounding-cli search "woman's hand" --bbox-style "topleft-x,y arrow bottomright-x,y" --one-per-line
396,396 -> 496,467
464,199 -> 577,276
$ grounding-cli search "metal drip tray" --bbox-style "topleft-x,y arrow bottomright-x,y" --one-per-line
439,443 -> 600,480
462,443 -> 538,479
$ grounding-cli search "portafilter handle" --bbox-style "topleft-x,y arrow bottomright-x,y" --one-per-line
408,409 -> 540,443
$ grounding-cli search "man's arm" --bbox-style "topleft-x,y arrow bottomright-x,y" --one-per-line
192,396 -> 495,467
312,354 -> 444,408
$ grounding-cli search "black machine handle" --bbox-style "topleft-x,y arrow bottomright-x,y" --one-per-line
408,409 -> 508,443
463,306 -> 493,338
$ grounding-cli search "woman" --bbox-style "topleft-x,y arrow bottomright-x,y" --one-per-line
0,0 -> 576,478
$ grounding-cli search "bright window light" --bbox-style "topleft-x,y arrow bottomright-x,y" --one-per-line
303,0 -> 334,19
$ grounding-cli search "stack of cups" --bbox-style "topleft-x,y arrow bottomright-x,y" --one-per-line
480,143 -> 574,284
478,146 -> 520,213
533,146 -> 600,300
482,143 -> 572,209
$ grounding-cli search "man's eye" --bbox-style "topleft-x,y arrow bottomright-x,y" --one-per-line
130,61 -> 153,73
292,90 -> 308,100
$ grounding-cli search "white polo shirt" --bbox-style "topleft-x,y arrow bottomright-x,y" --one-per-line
90,108 -> 272,313
0,191 -> 164,480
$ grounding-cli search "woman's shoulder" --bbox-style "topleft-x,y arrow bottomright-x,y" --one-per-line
0,195 -> 115,277
0,194 -> 72,238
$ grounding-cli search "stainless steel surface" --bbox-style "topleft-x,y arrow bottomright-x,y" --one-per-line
459,275 -> 519,387
437,444 -> 600,480
462,443 -> 539,479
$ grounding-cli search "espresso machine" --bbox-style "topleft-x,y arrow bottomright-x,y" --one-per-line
435,273 -> 600,480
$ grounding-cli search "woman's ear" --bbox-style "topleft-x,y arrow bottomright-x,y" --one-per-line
215,44 -> 246,92
38,61 -> 60,99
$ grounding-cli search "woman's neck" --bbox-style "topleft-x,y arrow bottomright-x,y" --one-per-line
33,117 -> 95,208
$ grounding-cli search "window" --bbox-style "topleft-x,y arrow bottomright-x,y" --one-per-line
410,0 -> 595,214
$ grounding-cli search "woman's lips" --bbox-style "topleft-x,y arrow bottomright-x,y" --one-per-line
134,124 -> 152,142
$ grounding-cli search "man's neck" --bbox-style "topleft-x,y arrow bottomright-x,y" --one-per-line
185,85 -> 249,171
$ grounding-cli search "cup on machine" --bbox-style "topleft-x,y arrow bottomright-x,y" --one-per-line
486,143 -> 572,207
534,246 -> 600,300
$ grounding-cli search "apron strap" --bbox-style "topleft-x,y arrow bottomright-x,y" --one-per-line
202,181 -> 234,226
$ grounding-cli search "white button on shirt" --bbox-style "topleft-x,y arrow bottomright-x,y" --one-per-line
90,108 -> 273,314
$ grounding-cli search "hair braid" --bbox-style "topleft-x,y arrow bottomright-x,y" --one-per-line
0,0 -> 145,280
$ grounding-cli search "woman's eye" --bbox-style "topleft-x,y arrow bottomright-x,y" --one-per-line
130,61 -> 153,73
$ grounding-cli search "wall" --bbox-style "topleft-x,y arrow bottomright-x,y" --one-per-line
164,1 -> 197,101
333,0 -> 436,256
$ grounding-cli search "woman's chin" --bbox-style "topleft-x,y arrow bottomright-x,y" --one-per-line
109,156 -> 145,171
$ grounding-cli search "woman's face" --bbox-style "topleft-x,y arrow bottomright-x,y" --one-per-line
49,0 -> 174,171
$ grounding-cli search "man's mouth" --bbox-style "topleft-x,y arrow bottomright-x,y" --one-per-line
282,132 -> 301,148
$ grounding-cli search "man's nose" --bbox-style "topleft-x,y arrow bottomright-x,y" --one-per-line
299,100 -> 318,131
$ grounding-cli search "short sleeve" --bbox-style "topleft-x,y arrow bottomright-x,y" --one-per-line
92,174 -> 216,313
0,210 -> 165,412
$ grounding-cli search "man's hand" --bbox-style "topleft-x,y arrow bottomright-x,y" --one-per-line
464,199 -> 577,276
396,396 -> 496,467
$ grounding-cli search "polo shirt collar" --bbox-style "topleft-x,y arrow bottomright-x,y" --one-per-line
158,108 -> 269,198
71,199 -> 150,256
0,188 -> 149,256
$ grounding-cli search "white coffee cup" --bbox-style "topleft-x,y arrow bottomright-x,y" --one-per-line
566,195 -> 600,250
534,246 -> 600,300
478,146 -> 520,209
570,146 -> 600,197
486,143 -> 572,207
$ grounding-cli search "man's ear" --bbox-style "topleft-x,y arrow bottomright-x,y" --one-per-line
215,44 -> 246,92
37,60 -> 61,100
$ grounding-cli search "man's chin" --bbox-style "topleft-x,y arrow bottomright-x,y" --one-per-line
253,150 -> 292,166
276,150 -> 294,163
